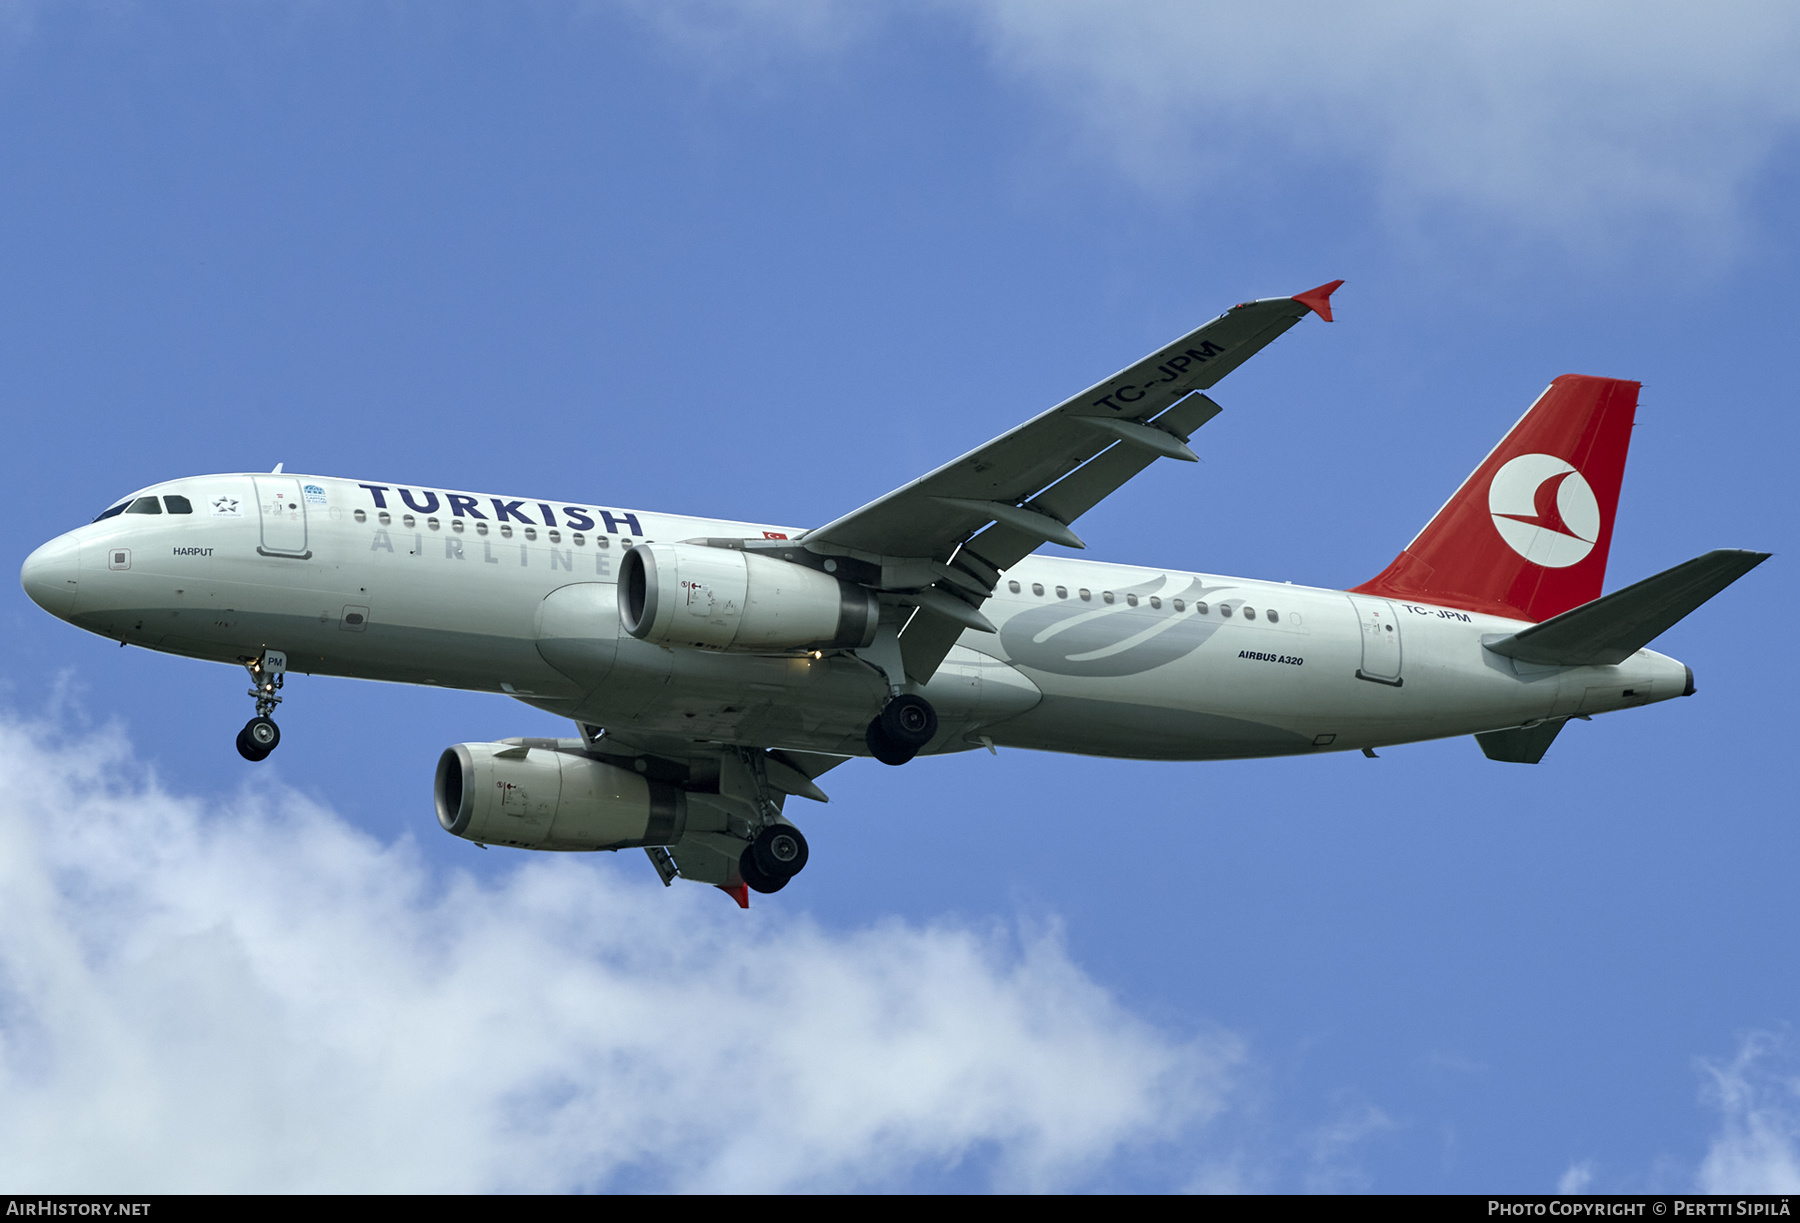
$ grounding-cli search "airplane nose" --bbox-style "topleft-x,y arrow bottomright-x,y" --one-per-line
21,533 -> 81,619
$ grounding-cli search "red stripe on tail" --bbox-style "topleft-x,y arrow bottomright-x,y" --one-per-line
1350,375 -> 1639,623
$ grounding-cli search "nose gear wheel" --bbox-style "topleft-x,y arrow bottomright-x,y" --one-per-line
237,650 -> 288,762
236,715 -> 280,762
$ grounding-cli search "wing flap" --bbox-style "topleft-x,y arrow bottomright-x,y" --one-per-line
797,286 -> 1337,684
803,294 -> 1320,562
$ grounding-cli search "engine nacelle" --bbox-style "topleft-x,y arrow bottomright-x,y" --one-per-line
435,743 -> 687,851
619,542 -> 879,652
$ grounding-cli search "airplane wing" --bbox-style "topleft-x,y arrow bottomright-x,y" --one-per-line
795,283 -> 1341,681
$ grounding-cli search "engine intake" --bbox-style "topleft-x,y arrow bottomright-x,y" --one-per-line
435,743 -> 687,851
619,542 -> 879,652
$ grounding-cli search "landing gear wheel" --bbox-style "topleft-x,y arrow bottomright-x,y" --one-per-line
237,716 -> 280,762
867,694 -> 937,766
865,719 -> 916,766
880,694 -> 938,749
738,847 -> 789,894
752,823 -> 809,880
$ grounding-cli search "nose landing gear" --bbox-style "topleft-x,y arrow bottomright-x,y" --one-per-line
864,693 -> 938,766
236,650 -> 287,762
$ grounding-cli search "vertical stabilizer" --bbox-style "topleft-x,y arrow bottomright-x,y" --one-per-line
1351,375 -> 1639,622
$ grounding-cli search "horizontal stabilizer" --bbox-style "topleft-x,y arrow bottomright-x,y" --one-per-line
1484,549 -> 1769,667
1475,717 -> 1570,764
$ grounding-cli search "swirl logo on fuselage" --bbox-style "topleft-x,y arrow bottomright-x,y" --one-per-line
1487,453 -> 1601,569
998,574 -> 1233,677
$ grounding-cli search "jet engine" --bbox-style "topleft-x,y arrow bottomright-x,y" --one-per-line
435,742 -> 687,851
619,542 -> 879,652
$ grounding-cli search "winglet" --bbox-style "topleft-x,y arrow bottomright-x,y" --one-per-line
718,882 -> 750,909
1292,280 -> 1344,322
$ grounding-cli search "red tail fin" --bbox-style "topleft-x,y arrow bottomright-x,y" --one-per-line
1350,375 -> 1639,622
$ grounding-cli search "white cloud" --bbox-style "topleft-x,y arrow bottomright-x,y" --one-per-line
968,1 -> 1800,251
1697,1033 -> 1800,1193
633,1 -> 1800,253
1558,1160 -> 1595,1193
0,715 -> 1237,1192
1301,1101 -> 1395,1193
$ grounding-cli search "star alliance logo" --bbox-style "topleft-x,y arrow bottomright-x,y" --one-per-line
211,495 -> 242,518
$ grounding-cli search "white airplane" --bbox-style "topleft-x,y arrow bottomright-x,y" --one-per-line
20,282 -> 1766,904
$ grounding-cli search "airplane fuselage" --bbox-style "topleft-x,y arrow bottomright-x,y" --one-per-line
23,472 -> 1691,763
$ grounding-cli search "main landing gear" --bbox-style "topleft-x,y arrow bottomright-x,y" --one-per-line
716,748 -> 814,896
864,693 -> 938,766
236,650 -> 287,762
738,822 -> 810,894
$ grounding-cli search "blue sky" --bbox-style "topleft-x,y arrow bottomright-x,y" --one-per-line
2,1 -> 1798,1192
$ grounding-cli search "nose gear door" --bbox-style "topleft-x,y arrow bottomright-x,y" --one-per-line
253,476 -> 310,558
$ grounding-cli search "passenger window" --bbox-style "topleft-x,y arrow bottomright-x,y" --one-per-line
1125,594 -> 1138,607
1244,606 -> 1256,620
548,530 -> 561,543
1220,603 -> 1233,618
1149,596 -> 1161,609
162,495 -> 193,514
1102,591 -> 1115,604
476,522 -> 489,536
1267,609 -> 1279,624
596,536 -> 610,549
573,533 -> 585,547
1195,601 -> 1208,615
93,502 -> 129,522
1056,586 -> 1068,599
500,525 -> 513,539
403,515 -> 416,528
378,511 -> 391,526
1032,583 -> 1044,596
354,509 -> 367,523
524,527 -> 538,541
451,519 -> 464,533
126,497 -> 162,515
1079,588 -> 1091,601
427,518 -> 441,531
1008,580 -> 1021,593
1173,599 -> 1185,612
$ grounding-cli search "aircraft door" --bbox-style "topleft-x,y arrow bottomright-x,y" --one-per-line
1346,594 -> 1403,686
253,476 -> 310,559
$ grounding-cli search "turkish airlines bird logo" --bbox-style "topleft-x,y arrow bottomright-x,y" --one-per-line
1488,453 -> 1601,568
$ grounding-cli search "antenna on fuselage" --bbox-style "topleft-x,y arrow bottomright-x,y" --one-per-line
271,463 -> 284,474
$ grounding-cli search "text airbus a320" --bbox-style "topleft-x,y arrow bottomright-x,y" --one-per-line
20,282 -> 1766,904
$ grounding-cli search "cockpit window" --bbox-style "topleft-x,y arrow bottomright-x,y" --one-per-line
125,497 -> 162,515
163,495 -> 193,514
93,502 -> 129,522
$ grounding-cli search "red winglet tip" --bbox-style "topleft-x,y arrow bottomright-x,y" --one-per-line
718,883 -> 750,909
1292,279 -> 1345,322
